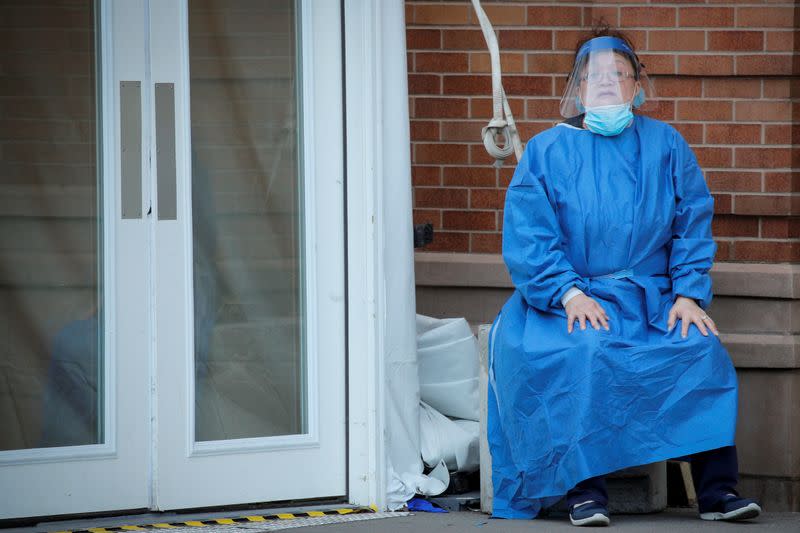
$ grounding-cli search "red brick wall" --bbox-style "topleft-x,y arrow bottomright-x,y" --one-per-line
407,1 -> 800,262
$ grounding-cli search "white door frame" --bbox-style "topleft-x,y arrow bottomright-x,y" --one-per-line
344,0 -> 414,511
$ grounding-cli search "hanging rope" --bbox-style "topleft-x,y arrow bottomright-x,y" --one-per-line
470,0 -> 523,166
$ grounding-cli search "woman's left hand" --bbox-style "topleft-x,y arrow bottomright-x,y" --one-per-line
668,296 -> 719,338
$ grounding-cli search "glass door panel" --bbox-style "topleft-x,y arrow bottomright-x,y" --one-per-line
0,0 -> 102,453
188,0 -> 305,442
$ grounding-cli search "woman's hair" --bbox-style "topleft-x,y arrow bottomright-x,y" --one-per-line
571,20 -> 642,80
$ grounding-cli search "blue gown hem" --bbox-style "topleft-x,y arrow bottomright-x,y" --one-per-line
491,434 -> 736,520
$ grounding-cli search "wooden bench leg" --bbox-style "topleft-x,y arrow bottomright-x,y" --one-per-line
679,461 -> 697,507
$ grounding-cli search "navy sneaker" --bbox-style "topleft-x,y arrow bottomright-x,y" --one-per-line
569,500 -> 610,527
699,494 -> 761,521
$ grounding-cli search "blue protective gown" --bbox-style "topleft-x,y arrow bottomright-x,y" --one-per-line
488,114 -> 738,519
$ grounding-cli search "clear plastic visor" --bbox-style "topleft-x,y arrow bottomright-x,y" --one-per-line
559,49 -> 654,119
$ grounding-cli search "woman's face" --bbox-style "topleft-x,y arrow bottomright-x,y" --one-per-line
578,50 -> 641,108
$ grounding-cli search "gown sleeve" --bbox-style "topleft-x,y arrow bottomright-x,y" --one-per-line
669,131 -> 717,309
502,139 -> 588,312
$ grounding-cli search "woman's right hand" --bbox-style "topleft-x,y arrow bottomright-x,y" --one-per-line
565,294 -> 610,333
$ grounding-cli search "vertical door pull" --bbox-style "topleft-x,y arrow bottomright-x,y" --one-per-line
155,83 -> 177,220
120,81 -> 142,219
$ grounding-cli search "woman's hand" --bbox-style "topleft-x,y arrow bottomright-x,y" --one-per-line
668,296 -> 719,338
565,294 -> 610,333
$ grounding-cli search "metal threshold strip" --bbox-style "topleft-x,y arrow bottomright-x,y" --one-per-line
47,507 -> 387,533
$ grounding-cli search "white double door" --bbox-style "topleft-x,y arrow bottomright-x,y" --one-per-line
0,0 -> 345,519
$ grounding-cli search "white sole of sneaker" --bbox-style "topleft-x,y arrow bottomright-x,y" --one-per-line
700,502 -> 761,521
570,512 -> 611,527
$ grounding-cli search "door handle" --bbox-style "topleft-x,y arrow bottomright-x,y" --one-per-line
155,83 -> 177,220
120,81 -> 142,219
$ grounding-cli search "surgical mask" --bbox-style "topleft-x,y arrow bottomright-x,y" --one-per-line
583,100 -> 633,137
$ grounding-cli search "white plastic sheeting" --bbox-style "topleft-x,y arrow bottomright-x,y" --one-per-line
386,312 -> 482,509
380,0 -> 449,511
418,315 -> 481,475
417,315 -> 480,422
420,402 -> 480,473
386,460 -> 450,511
378,0 -> 483,511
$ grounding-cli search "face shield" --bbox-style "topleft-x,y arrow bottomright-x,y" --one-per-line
559,36 -> 655,119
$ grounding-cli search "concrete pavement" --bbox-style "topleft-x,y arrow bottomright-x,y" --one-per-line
297,509 -> 800,532
8,507 -> 798,533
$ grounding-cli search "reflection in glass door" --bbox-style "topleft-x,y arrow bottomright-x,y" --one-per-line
0,0 -> 103,452
189,0 -> 305,442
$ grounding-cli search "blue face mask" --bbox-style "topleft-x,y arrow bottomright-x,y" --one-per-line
583,100 -> 634,137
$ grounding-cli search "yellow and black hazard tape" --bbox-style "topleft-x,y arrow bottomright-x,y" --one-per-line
51,507 -> 377,533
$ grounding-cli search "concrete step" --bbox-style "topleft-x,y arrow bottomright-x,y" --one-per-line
721,332 -> 800,368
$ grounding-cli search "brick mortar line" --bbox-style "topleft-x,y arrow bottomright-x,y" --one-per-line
423,233 -> 800,244
409,118 -> 799,124
717,237 -> 800,242
413,108 -> 792,116
406,27 -> 797,32
412,141 -> 791,145
420,68 -> 797,74
413,165 -> 792,171
422,211 -> 799,215
423,231 -> 800,243
411,94 -> 799,99
416,187 -> 800,194
406,1 -> 792,3
411,141 -> 799,149
414,66 -> 796,73
409,51 -> 795,56
413,94 -> 800,99
407,4 -> 795,9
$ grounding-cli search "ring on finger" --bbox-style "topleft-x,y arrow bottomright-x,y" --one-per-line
700,314 -> 710,320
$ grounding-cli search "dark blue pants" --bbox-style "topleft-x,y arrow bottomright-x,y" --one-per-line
566,446 -> 739,513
